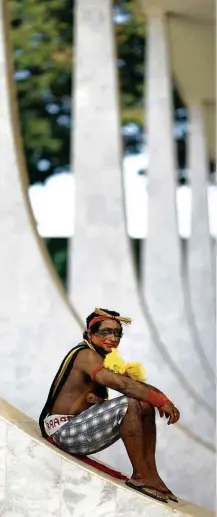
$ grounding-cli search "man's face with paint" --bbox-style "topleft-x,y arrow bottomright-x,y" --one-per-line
88,319 -> 122,354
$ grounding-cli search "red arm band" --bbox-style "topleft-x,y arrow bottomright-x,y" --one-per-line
146,388 -> 171,408
90,364 -> 104,380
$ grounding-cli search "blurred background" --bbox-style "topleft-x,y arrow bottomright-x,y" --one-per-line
9,0 -> 216,288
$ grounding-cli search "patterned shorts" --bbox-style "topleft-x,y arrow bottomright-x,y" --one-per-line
52,395 -> 128,455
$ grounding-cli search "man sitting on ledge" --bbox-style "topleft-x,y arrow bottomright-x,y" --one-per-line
39,308 -> 180,504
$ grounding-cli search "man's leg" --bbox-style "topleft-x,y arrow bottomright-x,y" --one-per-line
120,398 -> 175,501
140,400 -> 178,501
139,401 -> 166,486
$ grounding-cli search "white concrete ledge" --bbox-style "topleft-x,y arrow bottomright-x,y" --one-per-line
0,398 -> 214,517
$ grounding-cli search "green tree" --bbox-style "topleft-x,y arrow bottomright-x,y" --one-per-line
9,0 -> 189,182
9,0 -> 189,284
9,0 -> 73,184
45,238 -> 68,287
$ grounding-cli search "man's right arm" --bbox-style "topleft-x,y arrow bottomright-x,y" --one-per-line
74,349 -> 180,424
75,349 -> 149,399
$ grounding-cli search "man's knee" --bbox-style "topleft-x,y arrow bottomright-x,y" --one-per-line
128,397 -> 154,414
125,397 -> 140,415
139,400 -> 155,417
127,398 -> 154,417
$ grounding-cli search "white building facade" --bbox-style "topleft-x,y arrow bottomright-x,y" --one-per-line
0,0 -> 215,510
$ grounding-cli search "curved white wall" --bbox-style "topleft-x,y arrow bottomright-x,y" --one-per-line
0,3 -> 83,419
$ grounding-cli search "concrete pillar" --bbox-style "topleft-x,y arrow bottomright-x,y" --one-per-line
187,105 -> 215,372
0,1 -> 82,419
68,0 -> 137,317
143,10 -> 215,406
142,13 -> 215,506
69,1 -> 215,508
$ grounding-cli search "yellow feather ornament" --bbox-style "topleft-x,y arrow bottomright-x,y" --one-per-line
103,349 -> 146,381
125,362 -> 146,382
103,348 -> 126,375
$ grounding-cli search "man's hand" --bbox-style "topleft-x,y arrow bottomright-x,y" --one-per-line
158,402 -> 180,425
86,393 -> 105,404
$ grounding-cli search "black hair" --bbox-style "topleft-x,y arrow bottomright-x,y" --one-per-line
83,308 -> 122,340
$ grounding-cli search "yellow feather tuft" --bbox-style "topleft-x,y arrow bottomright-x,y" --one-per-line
104,350 -> 146,382
103,348 -> 126,375
125,362 -> 146,382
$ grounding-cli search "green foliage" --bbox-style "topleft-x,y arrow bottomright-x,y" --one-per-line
9,0 -> 150,183
9,0 -> 190,178
9,0 -> 73,184
8,0 -> 189,284
114,0 -> 145,116
44,238 -> 68,288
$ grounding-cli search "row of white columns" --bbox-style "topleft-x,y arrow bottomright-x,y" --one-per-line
69,1 -> 215,509
143,12 -> 215,384
0,0 -> 215,510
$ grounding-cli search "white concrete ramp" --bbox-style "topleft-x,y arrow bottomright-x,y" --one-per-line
0,399 -> 213,517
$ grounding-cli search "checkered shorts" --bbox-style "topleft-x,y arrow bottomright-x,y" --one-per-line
52,395 -> 128,455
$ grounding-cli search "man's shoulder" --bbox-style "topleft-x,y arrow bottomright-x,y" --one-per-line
57,342 -> 90,375
74,345 -> 99,361
67,341 -> 90,357
73,345 -> 103,370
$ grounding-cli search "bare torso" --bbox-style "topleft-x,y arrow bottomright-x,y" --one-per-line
51,351 -> 106,415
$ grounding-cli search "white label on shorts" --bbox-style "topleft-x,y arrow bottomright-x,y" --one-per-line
44,414 -> 73,436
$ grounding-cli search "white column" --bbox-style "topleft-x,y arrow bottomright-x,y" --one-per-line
69,1 -> 215,508
0,2 -> 82,418
187,105 -> 215,370
68,0 -> 136,317
143,11 -> 180,294
143,11 -> 214,404
142,13 -> 215,507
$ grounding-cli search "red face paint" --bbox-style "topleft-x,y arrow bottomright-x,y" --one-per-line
87,332 -> 119,351
90,334 -> 110,349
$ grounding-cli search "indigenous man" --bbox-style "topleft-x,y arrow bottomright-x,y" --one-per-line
39,308 -> 180,504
